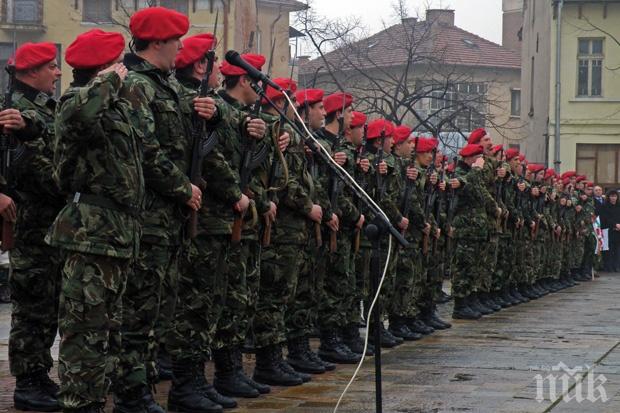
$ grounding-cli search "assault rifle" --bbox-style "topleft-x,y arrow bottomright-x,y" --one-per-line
0,64 -> 15,251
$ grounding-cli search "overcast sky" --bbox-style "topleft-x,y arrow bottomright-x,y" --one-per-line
303,0 -> 503,47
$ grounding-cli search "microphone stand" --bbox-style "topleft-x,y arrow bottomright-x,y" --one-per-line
254,78 -> 406,413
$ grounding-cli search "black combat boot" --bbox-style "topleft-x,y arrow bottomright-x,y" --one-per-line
65,404 -> 105,413
318,329 -> 362,363
520,284 -> 538,299
299,335 -> 337,371
113,386 -> 150,413
188,360 -> 237,409
420,306 -> 452,330
141,386 -> 166,413
492,290 -> 511,308
156,349 -> 173,381
213,348 -> 260,398
480,292 -> 501,311
14,371 -> 60,412
278,356 -> 312,383
168,361 -> 223,413
510,285 -> 528,303
437,290 -> 452,304
287,336 -> 326,374
405,317 -> 434,335
470,293 -> 494,315
382,325 -> 404,344
231,346 -> 270,395
389,316 -> 423,341
342,324 -> 373,356
253,345 -> 303,386
452,297 -> 481,320
500,287 -> 518,306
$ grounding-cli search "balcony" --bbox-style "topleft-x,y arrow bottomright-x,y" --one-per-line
0,0 -> 46,32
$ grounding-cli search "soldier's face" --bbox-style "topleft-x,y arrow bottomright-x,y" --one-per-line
383,136 -> 393,154
585,187 -> 593,196
560,197 -> 567,206
308,102 -> 325,130
480,135 -> 493,152
395,139 -> 413,158
350,125 -> 364,146
31,59 -> 61,95
160,38 -> 182,72
417,151 -> 432,167
342,106 -> 353,129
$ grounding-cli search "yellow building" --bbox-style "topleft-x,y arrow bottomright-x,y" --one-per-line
0,0 -> 305,94
521,0 -> 620,188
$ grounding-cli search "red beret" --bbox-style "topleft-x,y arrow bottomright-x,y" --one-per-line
323,92 -> 353,115
585,181 -> 594,188
366,119 -> 394,140
446,162 -> 456,173
392,125 -> 412,145
175,34 -> 216,69
220,53 -> 265,77
562,177 -> 571,185
416,137 -> 438,154
66,30 -> 125,69
350,111 -> 367,128
561,170 -> 576,179
518,154 -> 526,162
544,168 -> 556,180
262,77 -> 297,104
527,163 -> 545,173
295,89 -> 324,107
491,144 -> 503,155
459,144 -> 484,157
575,175 -> 586,183
505,148 -> 519,160
130,7 -> 189,41
467,128 -> 488,144
14,42 -> 57,71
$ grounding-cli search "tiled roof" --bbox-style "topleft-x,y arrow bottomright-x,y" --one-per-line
299,20 -> 521,75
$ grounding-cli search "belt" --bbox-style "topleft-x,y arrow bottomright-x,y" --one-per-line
71,192 -> 140,218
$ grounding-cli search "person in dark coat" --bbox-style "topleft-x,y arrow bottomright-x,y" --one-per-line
600,190 -> 620,271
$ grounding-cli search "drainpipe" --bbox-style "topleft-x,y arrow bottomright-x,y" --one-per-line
554,0 -> 564,172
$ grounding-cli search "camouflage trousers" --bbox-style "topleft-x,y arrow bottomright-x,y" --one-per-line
581,233 -> 597,274
523,235 -> 536,284
115,242 -> 180,393
493,235 -> 513,291
570,236 -> 585,270
422,239 -> 445,309
544,238 -> 563,280
511,231 -> 527,285
9,242 -> 62,377
348,244 -> 370,327
57,252 -> 129,409
214,239 -> 260,349
452,237 -> 485,298
389,246 -> 420,319
318,232 -> 356,330
254,243 -> 303,348
287,242 -> 324,340
477,233 -> 498,293
167,235 -> 229,363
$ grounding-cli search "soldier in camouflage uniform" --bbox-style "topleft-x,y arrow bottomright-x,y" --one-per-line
579,182 -> 597,281
450,143 -> 488,320
45,30 -> 142,412
113,8 -> 204,411
5,42 -> 63,411
165,34 -> 254,411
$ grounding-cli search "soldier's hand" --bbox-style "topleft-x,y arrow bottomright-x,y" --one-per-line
186,184 -> 202,211
497,167 -> 507,178
448,226 -> 455,238
194,97 -> 217,120
435,228 -> 441,239
503,210 -> 510,219
308,204 -> 322,223
555,225 -> 562,235
530,221 -> 536,229
517,182 -> 526,192
439,181 -> 447,191
430,172 -> 438,186
234,194 -> 250,213
378,161 -> 388,175
398,217 -> 409,231
327,214 -> 339,232
359,158 -> 370,173
406,166 -> 418,181
264,201 -> 277,223
278,132 -> 290,153
449,178 -> 461,189
0,193 -> 16,222
334,151 -> 347,166
495,207 -> 502,218
355,214 -> 365,230
98,62 -> 128,81
0,109 -> 26,132
575,205 -> 583,212
246,117 -> 266,139
422,222 -> 431,235
472,157 -> 485,169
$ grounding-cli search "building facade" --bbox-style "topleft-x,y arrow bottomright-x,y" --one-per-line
0,0 -> 304,93
520,0 -> 620,188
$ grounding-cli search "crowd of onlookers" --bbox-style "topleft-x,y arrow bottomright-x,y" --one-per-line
593,185 -> 620,272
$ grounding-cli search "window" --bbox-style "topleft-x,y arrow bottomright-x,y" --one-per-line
83,0 -> 112,23
3,0 -> 42,24
577,38 -> 603,97
510,89 -> 521,117
160,0 -> 188,13
576,144 -> 620,187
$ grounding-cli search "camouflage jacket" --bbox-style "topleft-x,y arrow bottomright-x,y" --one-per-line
123,54 -> 193,246
46,71 -> 144,258
10,80 -> 64,246
394,155 -> 426,245
452,160 -> 488,240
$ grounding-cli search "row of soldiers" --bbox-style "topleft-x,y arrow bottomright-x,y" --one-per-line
0,6 -> 598,413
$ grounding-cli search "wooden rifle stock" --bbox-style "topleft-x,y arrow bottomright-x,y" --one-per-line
329,228 -> 337,253
422,233 -> 429,256
1,219 -> 14,251
314,222 -> 322,248
354,228 -> 361,254
261,216 -> 272,247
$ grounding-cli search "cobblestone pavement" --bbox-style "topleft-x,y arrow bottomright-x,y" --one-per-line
1,273 -> 620,412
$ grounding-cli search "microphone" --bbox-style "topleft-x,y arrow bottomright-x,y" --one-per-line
224,50 -> 281,91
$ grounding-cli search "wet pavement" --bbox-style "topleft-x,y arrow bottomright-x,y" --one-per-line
1,273 -> 620,412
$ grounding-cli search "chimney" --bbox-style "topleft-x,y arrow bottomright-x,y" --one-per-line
401,16 -> 418,26
426,9 -> 455,27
